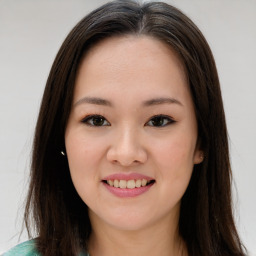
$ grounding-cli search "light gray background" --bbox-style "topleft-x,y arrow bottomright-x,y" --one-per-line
0,0 -> 255,254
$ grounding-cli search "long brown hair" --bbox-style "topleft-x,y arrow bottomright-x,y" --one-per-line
24,1 -> 246,255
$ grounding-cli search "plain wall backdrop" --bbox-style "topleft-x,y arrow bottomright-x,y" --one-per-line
0,0 -> 255,254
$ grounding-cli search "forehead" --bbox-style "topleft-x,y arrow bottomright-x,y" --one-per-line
81,35 -> 186,77
74,35 -> 189,105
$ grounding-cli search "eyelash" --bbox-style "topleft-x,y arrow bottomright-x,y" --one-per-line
81,114 -> 176,127
81,115 -> 110,127
146,114 -> 175,127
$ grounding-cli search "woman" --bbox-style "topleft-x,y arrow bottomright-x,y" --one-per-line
4,0 -> 247,255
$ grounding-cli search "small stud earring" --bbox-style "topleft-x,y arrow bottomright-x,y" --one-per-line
200,153 -> 204,160
61,151 -> 66,156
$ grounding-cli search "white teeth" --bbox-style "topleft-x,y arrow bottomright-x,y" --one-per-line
135,179 -> 142,187
107,180 -> 114,186
141,179 -> 147,186
106,179 -> 152,189
114,179 -> 119,188
127,180 -> 135,189
119,180 -> 127,188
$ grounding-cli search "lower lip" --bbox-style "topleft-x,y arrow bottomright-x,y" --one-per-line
102,182 -> 154,198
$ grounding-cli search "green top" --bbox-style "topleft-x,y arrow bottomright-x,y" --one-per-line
3,240 -> 88,256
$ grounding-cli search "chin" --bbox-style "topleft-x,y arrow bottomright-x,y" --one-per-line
107,216 -> 154,232
90,204 -> 176,233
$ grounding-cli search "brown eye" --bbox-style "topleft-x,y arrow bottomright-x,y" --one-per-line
146,115 -> 175,127
82,115 -> 110,126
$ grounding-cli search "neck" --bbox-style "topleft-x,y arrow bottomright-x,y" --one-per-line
88,211 -> 187,256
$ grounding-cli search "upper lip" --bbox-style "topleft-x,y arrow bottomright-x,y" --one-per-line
102,173 -> 154,181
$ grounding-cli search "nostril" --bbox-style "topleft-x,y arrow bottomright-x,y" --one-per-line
106,143 -> 148,166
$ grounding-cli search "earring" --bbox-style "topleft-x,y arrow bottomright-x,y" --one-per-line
200,152 -> 204,160
61,151 -> 66,156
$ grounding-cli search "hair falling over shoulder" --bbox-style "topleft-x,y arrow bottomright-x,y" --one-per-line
24,1 -> 247,255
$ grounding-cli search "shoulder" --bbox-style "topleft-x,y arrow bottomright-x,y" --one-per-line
3,240 -> 41,256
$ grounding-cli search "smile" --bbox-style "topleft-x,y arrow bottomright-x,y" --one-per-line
102,174 -> 155,197
104,179 -> 155,189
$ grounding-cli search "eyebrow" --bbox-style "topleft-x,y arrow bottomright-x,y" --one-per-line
74,97 -> 112,107
142,97 -> 183,107
74,96 -> 183,107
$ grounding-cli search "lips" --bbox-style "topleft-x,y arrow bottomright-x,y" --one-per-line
102,173 -> 155,197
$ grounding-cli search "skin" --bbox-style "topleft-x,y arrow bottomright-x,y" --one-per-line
65,35 -> 203,256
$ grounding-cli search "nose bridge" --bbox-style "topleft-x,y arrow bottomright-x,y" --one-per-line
107,124 -> 147,166
118,125 -> 138,152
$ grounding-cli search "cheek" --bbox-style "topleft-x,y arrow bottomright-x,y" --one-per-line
150,131 -> 196,195
66,132 -> 103,170
65,131 -> 107,196
153,134 -> 196,169
65,132 -> 105,205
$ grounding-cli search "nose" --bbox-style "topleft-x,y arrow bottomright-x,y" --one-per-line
106,127 -> 147,167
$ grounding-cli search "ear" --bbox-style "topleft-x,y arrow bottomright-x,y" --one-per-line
193,149 -> 204,164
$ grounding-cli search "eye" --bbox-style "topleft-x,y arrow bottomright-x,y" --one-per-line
81,115 -> 110,127
146,115 -> 175,127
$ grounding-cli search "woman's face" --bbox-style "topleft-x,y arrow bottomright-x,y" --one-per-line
65,35 -> 202,231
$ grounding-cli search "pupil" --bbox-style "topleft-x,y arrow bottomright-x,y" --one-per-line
152,117 -> 163,126
93,117 -> 104,126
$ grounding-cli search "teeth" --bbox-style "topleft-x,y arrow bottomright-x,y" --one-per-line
119,180 -> 126,188
108,180 -> 114,186
107,179 -> 151,189
141,179 -> 147,186
135,179 -> 142,187
114,179 -> 119,188
127,180 -> 135,189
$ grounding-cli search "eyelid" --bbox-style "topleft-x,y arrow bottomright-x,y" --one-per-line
145,114 -> 176,127
81,114 -> 110,126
